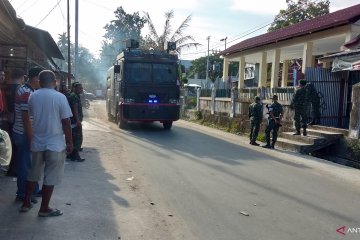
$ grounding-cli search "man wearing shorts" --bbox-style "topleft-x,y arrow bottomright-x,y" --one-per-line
20,70 -> 73,217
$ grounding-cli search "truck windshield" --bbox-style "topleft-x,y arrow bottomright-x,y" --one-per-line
125,63 -> 177,84
125,63 -> 152,83
153,64 -> 177,83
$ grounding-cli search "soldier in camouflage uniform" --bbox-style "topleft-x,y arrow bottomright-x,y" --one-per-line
249,96 -> 263,146
305,83 -> 320,125
263,95 -> 283,149
68,82 -> 85,162
291,79 -> 310,136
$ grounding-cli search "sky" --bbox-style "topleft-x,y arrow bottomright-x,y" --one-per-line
8,0 -> 360,61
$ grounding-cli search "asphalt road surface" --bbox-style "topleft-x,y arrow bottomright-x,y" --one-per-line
1,100 -> 359,240
89,100 -> 360,240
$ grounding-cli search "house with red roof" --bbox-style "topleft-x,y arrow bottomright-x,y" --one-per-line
219,4 -> 360,129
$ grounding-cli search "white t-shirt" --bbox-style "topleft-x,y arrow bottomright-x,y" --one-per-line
29,88 -> 73,152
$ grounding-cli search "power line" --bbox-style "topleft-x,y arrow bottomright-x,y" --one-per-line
57,0 -> 66,21
35,0 -> 63,27
13,0 -> 30,14
18,0 -> 38,16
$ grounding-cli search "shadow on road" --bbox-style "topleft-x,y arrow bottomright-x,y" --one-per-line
120,122 -> 310,169
113,122 -> 356,223
0,132 -> 128,240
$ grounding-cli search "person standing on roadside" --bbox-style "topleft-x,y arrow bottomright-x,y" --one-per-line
5,68 -> 25,177
263,95 -> 283,149
13,67 -> 42,202
290,79 -> 310,136
248,96 -> 263,146
68,82 -> 85,161
20,70 -> 73,217
305,82 -> 321,125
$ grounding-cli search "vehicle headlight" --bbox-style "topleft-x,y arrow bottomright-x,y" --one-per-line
124,98 -> 135,103
169,99 -> 179,104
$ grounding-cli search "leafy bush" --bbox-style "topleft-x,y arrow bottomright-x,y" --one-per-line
186,97 -> 197,109
194,111 -> 202,120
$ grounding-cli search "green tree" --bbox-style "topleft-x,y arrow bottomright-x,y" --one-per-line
268,0 -> 330,32
143,10 -> 201,53
54,32 -> 72,72
55,33 -> 102,92
101,7 -> 146,67
189,56 -> 239,82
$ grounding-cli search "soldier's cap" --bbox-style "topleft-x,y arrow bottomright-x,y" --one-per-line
272,95 -> 278,100
72,81 -> 81,87
28,67 -> 44,78
299,79 -> 307,86
255,96 -> 260,100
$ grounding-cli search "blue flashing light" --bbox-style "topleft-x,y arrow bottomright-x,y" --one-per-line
154,100 -> 158,103
148,100 -> 153,103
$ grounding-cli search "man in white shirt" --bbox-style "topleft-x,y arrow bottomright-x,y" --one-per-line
20,70 -> 73,217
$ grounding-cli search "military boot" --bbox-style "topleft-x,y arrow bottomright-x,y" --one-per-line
262,142 -> 272,148
303,128 -> 307,136
293,130 -> 301,135
271,142 -> 275,149
71,150 -> 85,162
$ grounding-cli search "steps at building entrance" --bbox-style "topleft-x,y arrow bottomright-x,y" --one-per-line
276,137 -> 313,153
307,125 -> 349,136
277,126 -> 345,154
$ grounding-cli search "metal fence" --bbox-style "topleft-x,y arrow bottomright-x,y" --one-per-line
200,89 -> 212,97
261,87 -> 295,101
238,87 -> 258,99
199,86 -> 296,101
236,87 -> 295,101
306,67 -> 349,128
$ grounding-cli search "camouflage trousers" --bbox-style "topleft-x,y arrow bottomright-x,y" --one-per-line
311,101 -> 321,123
72,126 -> 83,151
265,119 -> 280,145
294,107 -> 308,131
250,119 -> 261,142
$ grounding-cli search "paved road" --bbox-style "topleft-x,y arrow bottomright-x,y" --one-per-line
1,100 -> 359,240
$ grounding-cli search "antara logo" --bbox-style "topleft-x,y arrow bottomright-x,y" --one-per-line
336,226 -> 360,236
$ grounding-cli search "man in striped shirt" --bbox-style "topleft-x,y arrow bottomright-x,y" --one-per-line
12,67 -> 42,202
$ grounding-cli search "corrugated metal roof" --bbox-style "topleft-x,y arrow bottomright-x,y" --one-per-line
222,4 -> 360,56
0,0 -> 64,60
319,49 -> 360,61
23,25 -> 64,60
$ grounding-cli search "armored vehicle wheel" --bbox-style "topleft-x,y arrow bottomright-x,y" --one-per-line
163,121 -> 172,130
117,112 -> 127,129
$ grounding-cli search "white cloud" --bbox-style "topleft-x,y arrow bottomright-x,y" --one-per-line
231,0 -> 287,14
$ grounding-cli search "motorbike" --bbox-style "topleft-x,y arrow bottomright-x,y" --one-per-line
83,99 -> 90,109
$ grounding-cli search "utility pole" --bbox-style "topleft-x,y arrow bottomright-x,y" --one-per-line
206,36 -> 210,82
220,36 -> 227,50
74,0 -> 79,80
67,0 -> 71,87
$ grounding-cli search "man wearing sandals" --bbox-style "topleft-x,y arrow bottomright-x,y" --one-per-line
20,70 -> 73,217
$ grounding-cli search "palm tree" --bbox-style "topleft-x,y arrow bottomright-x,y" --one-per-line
143,10 -> 201,54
